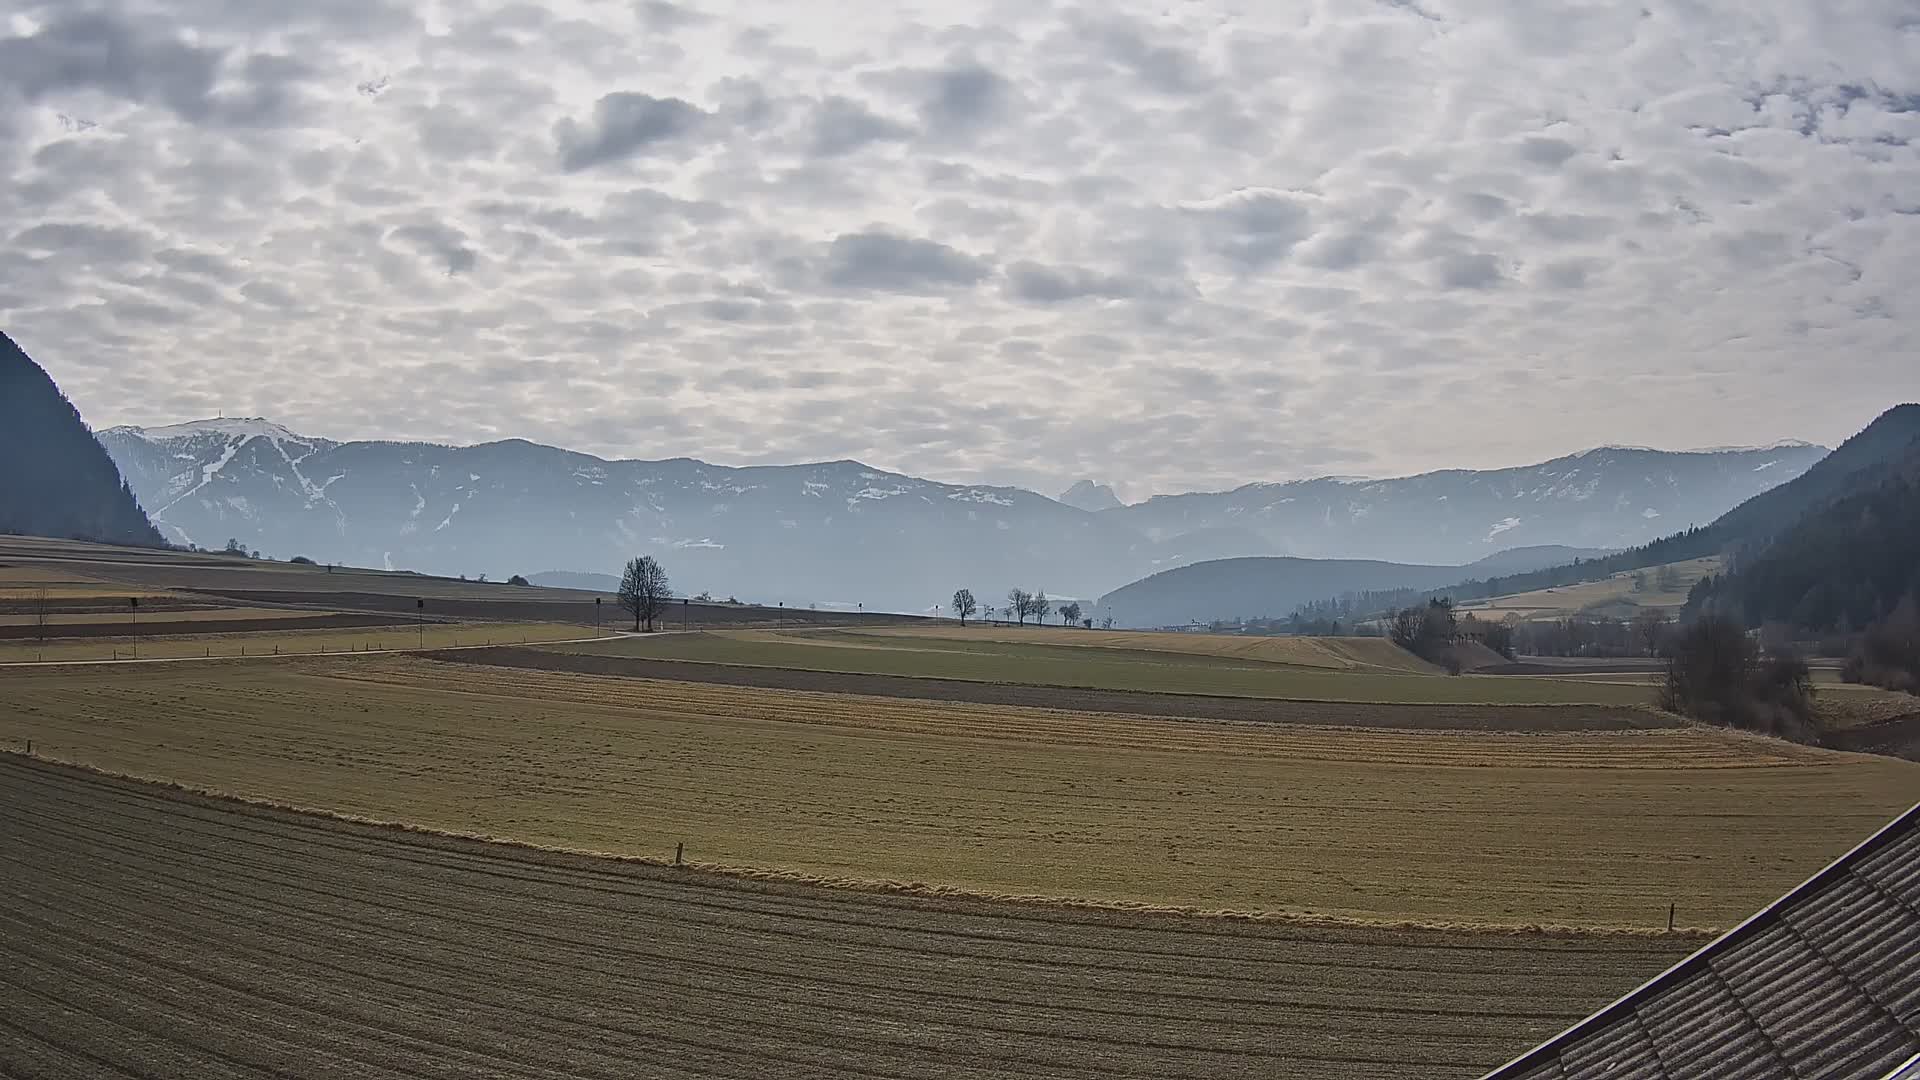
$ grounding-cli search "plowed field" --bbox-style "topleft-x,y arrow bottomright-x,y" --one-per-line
0,755 -> 1694,1079
5,656 -> 1914,928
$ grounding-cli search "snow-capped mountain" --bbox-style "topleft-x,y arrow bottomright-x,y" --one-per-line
98,420 -> 1168,609
1058,480 -> 1123,513
1099,443 -> 1830,566
97,419 -> 1828,610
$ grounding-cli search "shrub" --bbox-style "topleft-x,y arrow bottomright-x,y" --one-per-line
1659,617 -> 1818,740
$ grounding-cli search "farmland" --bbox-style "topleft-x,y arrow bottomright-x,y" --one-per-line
5,656 -> 1913,929
0,620 -> 595,663
542,628 -> 1661,706
1457,556 -> 1722,620
0,756 -> 1703,1079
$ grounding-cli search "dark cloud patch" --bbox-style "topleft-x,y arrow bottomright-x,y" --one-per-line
154,248 -> 242,281
1297,229 -> 1382,270
1433,252 -> 1504,289
638,1 -> 708,32
13,222 -> 149,263
810,96 -> 914,157
1181,188 -> 1315,270
555,92 -> 710,171
1071,13 -> 1210,94
917,64 -> 1017,136
819,230 -> 992,293
0,11 -> 310,127
1536,258 -> 1598,289
1516,135 -> 1579,168
1003,261 -> 1157,303
241,280 -> 298,308
388,223 -> 478,276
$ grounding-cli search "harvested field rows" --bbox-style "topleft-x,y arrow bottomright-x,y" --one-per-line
543,631 -> 1659,705
4,656 -> 1914,928
0,757 -> 1696,1079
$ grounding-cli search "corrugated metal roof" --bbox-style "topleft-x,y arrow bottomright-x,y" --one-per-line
1485,803 -> 1920,1080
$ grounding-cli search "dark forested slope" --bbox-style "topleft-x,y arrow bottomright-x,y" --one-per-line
0,332 -> 163,547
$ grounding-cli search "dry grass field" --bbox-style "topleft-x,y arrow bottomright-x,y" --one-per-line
0,756 -> 1699,1079
1457,557 -> 1722,620
0,621 -> 594,663
543,628 -> 1660,706
5,655 -> 1913,930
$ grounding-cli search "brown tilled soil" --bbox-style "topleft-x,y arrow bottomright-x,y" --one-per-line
0,755 -> 1694,1079
433,647 -> 1680,731
0,612 -> 412,640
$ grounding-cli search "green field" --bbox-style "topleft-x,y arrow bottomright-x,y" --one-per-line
542,629 -> 1660,706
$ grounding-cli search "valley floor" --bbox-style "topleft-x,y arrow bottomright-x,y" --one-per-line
4,655 -> 1912,929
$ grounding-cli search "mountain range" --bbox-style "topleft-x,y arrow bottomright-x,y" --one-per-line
96,412 -> 1826,611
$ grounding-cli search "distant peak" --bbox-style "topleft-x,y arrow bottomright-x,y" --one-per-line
1059,479 -> 1123,512
110,417 -> 306,442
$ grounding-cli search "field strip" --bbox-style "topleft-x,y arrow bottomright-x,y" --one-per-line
0,630 -> 635,668
0,755 -> 1697,1079
456,646 -> 1674,726
4,656 -> 1913,930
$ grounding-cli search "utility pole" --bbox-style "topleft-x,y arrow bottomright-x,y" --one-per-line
129,597 -> 139,659
416,598 -> 425,649
595,596 -> 602,631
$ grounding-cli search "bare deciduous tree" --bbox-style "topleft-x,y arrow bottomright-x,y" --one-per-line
619,556 -> 672,632
1008,588 -> 1031,626
1059,601 -> 1082,626
952,588 -> 978,626
1030,590 -> 1051,626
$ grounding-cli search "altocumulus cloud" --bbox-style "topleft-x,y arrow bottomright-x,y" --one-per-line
0,0 -> 1917,498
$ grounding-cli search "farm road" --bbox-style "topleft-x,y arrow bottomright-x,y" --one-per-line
0,756 -> 1691,1079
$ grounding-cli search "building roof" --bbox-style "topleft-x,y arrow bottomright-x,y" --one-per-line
1484,803 -> 1920,1080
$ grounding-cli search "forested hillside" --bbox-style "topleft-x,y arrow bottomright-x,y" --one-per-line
0,333 -> 163,547
1686,440 -> 1920,633
1296,405 -> 1920,624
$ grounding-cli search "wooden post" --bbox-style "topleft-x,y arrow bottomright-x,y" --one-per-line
1668,903 -> 1675,931
675,842 -> 684,866
24,740 -> 31,756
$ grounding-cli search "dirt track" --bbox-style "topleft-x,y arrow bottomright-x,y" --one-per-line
441,646 -> 1678,731
0,755 -> 1693,1079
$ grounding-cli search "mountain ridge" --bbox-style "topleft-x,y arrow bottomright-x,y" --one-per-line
99,416 -> 1829,611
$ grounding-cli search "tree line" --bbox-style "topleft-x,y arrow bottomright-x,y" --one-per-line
950,587 -> 1088,628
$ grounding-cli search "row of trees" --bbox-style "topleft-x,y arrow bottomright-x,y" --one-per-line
950,588 -> 1086,628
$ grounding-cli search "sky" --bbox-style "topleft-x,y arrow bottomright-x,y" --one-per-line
2,0 -> 1918,499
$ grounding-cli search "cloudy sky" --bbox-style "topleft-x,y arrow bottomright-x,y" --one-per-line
2,0 -> 1918,497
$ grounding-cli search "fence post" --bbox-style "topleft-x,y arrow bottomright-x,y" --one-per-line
675,842 -> 684,866
1668,903 -> 1675,931
24,739 -> 30,756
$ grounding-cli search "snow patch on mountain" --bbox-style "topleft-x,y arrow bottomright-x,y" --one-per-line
1487,516 -> 1522,540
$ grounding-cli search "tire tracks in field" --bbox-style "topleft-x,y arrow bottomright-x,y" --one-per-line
0,757 -> 1693,1079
